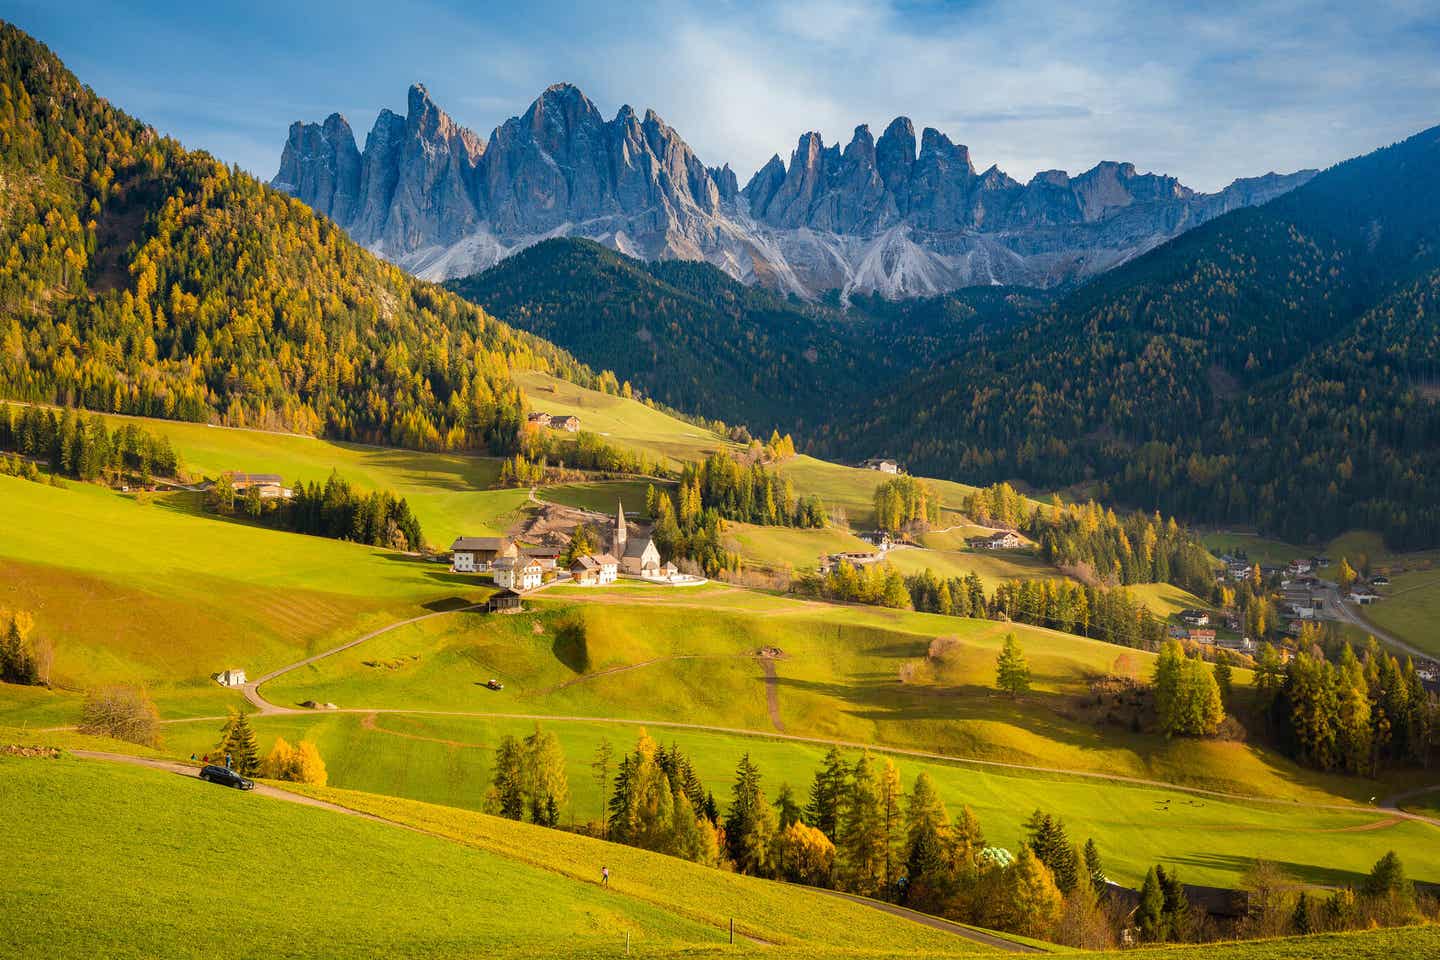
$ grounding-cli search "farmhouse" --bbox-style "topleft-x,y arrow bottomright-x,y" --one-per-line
967,531 -> 1025,551
1187,629 -> 1217,645
526,412 -> 552,427
450,536 -> 518,572
226,472 -> 291,499
1179,609 -> 1211,627
493,556 -> 543,592
570,553 -> 618,586
862,458 -> 900,474
521,545 -> 561,571
486,589 -> 523,614
216,668 -> 247,687
554,415 -> 581,432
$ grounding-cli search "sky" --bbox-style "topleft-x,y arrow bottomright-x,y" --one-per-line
7,0 -> 1439,192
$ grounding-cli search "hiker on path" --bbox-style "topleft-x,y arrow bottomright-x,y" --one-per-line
601,866 -> 609,888
225,752 -> 232,769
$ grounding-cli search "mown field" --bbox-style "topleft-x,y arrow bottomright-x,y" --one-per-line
156,709 -> 1440,892
0,476 -> 474,716
0,751 -> 995,959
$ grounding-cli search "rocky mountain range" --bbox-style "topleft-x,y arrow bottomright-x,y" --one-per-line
274,82 -> 1316,299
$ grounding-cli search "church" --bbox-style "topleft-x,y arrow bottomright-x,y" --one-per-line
613,500 -> 661,577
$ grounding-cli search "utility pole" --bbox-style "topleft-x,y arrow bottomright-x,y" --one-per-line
729,918 -> 734,944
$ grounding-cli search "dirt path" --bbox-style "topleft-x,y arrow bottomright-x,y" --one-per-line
359,712 -> 490,749
242,602 -> 488,714
807,889 -> 1038,953
760,658 -> 784,733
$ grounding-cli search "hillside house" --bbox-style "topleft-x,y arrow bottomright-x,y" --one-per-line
450,536 -> 518,572
521,545 -> 561,571
1179,609 -> 1211,627
862,458 -> 900,474
967,531 -> 1024,551
1187,629 -> 1217,645
486,589 -> 523,614
1285,558 -> 1313,576
226,472 -> 291,499
1349,590 -> 1380,605
820,551 -> 879,573
554,415 -> 581,432
526,412 -> 552,427
570,553 -> 618,586
493,557 -> 544,592
216,668 -> 247,687
858,531 -> 893,551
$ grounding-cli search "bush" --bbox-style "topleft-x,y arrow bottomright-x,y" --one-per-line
79,685 -> 162,747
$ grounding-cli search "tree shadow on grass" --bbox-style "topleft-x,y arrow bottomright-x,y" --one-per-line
1161,851 -> 1372,889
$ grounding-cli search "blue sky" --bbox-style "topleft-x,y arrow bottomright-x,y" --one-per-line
7,0 -> 1438,191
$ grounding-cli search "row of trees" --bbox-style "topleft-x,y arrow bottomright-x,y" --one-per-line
681,450 -> 826,529
0,608 -> 51,687
1,405 -> 181,484
207,470 -> 425,553
904,568 -> 1172,650
1257,640 -> 1435,774
794,560 -> 911,608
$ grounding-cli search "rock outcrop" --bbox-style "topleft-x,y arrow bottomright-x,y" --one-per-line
274,83 -> 1316,298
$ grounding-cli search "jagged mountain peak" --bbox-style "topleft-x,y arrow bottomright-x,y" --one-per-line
274,84 -> 1318,298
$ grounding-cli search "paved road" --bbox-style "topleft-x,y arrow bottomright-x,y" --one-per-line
1324,587 -> 1433,662
68,750 -> 1017,952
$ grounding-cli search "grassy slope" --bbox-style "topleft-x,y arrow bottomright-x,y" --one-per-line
255,589 -> 1400,805
0,476 -> 471,712
0,753 -> 984,959
4,403 -> 529,546
158,710 -> 1440,892
514,371 -> 739,468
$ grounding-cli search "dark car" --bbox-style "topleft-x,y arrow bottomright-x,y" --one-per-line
485,678 -> 504,690
199,764 -> 255,790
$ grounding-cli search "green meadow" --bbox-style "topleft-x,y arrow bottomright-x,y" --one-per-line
0,476 -> 474,710
155,710 -> 1440,893
253,590 -> 1406,804
0,751 -> 995,959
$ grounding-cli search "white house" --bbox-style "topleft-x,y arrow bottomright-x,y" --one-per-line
493,557 -> 543,592
967,531 -> 1025,551
862,458 -> 900,474
570,553 -> 618,586
216,668 -> 247,687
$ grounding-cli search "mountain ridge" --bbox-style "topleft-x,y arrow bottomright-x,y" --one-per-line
274,82 -> 1316,299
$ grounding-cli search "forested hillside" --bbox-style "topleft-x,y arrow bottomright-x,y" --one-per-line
827,125 -> 1440,548
0,23 -> 593,453
447,237 -> 1047,435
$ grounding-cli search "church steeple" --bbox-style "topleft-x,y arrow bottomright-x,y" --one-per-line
615,499 -> 627,552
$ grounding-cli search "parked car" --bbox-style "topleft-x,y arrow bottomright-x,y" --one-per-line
199,764 -> 255,790
485,679 -> 504,690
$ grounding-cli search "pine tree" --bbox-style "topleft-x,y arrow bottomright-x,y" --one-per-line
995,633 -> 1031,698
217,711 -> 260,776
774,782 -> 803,829
1083,838 -> 1106,890
806,746 -> 848,839
724,753 -> 776,876
837,754 -> 886,897
1136,867 -> 1166,942
489,734 -> 526,820
522,725 -> 569,827
1158,865 -> 1190,941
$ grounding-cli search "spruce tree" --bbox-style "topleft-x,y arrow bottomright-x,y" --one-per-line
1136,867 -> 1166,942
219,711 -> 260,776
1083,838 -> 1106,890
490,735 -> 526,820
806,746 -> 848,839
995,633 -> 1031,698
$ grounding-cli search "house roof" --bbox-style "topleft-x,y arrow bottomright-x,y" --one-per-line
522,545 -> 561,558
489,588 -> 523,601
593,553 -> 618,566
228,472 -> 283,483
493,557 -> 518,570
622,536 -> 656,558
452,536 -> 511,552
570,555 -> 599,571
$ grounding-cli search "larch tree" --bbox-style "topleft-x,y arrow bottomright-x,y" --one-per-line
995,633 -> 1031,698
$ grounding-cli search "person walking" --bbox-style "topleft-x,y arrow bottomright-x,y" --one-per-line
225,752 -> 232,770
601,866 -> 610,888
